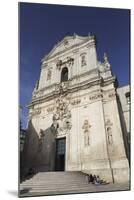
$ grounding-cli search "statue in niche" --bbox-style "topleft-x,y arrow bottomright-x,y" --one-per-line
81,54 -> 87,66
82,120 -> 91,146
38,129 -> 44,152
47,69 -> 52,80
107,127 -> 113,145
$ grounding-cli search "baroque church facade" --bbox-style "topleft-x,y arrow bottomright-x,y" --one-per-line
23,34 -> 130,183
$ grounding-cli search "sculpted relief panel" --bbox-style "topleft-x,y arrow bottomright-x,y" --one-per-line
52,97 -> 72,136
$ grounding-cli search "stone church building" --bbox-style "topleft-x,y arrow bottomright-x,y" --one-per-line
22,34 -> 130,183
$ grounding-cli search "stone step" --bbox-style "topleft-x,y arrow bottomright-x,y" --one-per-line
21,181 -> 87,185
25,187 -> 93,193
24,180 -> 86,183
33,172 -> 84,176
20,184 -> 91,189
20,185 -> 93,192
20,171 -> 92,196
24,176 -> 86,180
20,183 -> 89,188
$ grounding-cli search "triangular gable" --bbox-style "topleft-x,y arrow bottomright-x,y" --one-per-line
42,34 -> 90,61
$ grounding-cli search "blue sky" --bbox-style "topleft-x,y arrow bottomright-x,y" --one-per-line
19,2 -> 130,129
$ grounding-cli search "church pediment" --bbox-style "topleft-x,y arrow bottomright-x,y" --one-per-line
42,34 -> 91,61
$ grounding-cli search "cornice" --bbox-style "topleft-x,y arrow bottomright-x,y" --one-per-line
28,76 -> 101,108
29,74 -> 116,108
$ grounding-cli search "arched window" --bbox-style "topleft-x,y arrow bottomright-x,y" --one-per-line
61,67 -> 68,82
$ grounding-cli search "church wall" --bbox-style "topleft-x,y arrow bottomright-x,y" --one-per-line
24,34 -> 129,183
102,91 -> 129,183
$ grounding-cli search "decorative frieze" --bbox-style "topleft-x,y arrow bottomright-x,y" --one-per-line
29,108 -> 41,118
71,99 -> 81,105
108,92 -> 116,98
89,93 -> 103,101
101,89 -> 116,102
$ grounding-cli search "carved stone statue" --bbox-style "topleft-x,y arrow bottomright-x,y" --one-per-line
38,129 -> 44,152
98,52 -> 111,73
104,53 -> 109,63
82,120 -> 91,146
81,55 -> 86,66
103,52 -> 110,68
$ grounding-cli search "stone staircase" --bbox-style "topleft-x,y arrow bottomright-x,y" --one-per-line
19,171 -> 93,196
19,171 -> 129,197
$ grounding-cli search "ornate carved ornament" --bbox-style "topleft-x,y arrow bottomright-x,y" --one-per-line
47,107 -> 54,113
55,82 -> 70,94
54,98 -> 70,121
52,97 -> 72,134
56,57 -> 74,70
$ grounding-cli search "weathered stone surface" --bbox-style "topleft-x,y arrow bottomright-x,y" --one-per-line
23,34 -> 130,184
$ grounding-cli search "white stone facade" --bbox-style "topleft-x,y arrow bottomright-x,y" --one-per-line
24,34 -> 129,183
